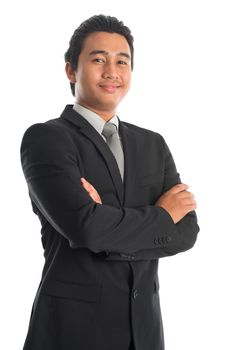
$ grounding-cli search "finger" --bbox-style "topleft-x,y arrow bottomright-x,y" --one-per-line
186,203 -> 197,211
80,178 -> 92,194
90,193 -> 97,201
183,197 -> 197,206
80,178 -> 102,204
186,191 -> 195,198
81,178 -> 92,189
80,177 -> 87,185
170,183 -> 189,194
81,179 -> 97,198
81,178 -> 95,189
178,191 -> 195,199
86,183 -> 97,194
81,180 -> 90,190
81,178 -> 100,199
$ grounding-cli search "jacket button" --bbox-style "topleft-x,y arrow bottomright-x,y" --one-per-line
133,289 -> 138,299
166,236 -> 172,243
120,254 -> 135,260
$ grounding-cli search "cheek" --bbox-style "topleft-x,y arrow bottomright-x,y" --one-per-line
78,66 -> 100,88
122,70 -> 131,85
122,74 -> 131,93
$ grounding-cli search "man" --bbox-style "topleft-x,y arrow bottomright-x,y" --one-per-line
20,14 -> 199,350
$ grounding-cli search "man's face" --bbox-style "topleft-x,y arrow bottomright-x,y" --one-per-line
66,31 -> 132,118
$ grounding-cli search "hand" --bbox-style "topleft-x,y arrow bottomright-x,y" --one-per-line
155,183 -> 197,224
80,177 -> 103,204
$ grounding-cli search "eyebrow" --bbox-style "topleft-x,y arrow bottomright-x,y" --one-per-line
89,50 -> 131,60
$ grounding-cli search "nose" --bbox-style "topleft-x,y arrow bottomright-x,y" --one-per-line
102,62 -> 119,80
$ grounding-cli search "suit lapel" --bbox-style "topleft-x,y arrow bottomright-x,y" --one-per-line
60,105 -> 137,206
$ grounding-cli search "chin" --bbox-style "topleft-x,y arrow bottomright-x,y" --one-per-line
94,97 -> 119,109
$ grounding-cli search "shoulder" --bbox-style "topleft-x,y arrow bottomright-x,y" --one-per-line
121,120 -> 165,144
20,115 -> 75,158
21,114 -> 72,144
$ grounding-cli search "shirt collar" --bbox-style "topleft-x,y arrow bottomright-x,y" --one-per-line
73,102 -> 119,135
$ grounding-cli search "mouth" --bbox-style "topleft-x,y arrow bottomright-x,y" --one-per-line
99,85 -> 120,93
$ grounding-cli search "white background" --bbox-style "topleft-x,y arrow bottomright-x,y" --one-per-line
0,0 -> 233,349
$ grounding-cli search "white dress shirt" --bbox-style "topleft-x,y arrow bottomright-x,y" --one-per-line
72,102 -> 123,149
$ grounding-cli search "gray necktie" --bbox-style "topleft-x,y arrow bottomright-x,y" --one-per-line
102,122 -> 124,181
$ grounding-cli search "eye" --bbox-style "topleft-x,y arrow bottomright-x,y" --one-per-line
118,60 -> 128,65
93,57 -> 105,63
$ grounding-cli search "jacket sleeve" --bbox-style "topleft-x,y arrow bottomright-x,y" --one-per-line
20,123 -> 199,259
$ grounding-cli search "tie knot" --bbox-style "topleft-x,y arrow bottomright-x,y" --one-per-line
102,122 -> 117,139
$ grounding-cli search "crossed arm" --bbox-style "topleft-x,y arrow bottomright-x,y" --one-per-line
79,175 -> 199,261
80,177 -> 197,224
21,123 -> 199,260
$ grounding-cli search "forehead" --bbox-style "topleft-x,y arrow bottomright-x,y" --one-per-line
81,31 -> 131,55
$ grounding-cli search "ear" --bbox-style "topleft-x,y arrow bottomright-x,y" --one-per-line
65,62 -> 76,83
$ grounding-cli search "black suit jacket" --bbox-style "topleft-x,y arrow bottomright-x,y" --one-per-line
20,105 -> 199,350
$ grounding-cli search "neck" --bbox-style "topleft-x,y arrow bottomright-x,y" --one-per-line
75,101 -> 116,122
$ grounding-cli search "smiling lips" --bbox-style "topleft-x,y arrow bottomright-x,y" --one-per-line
99,84 -> 120,93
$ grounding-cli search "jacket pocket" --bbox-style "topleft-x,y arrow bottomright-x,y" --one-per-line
41,279 -> 102,303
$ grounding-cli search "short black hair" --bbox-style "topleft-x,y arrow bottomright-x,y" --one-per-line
64,14 -> 134,96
